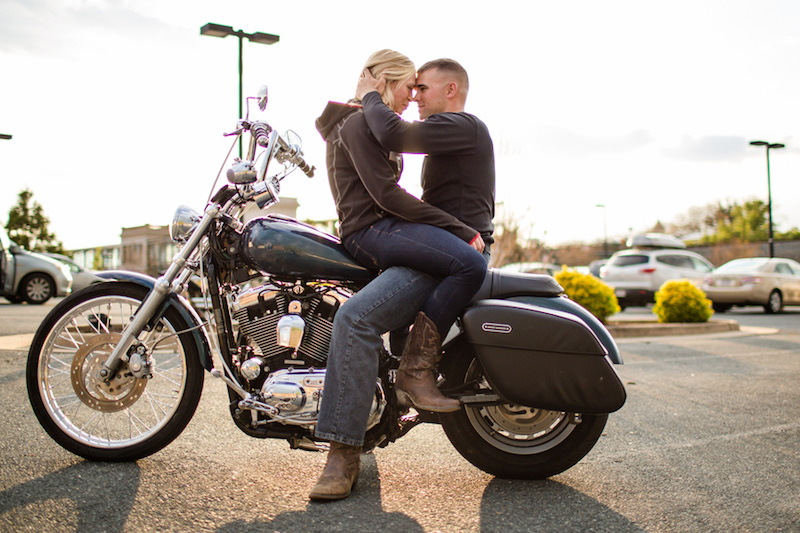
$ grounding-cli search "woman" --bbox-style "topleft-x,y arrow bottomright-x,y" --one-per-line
315,49 -> 487,413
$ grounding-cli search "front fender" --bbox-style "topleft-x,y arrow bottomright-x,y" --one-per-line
96,270 -> 213,370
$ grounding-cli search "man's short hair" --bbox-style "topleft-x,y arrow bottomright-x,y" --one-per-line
418,58 -> 469,93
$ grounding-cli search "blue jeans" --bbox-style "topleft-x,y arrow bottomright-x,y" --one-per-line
343,217 -> 487,336
316,247 -> 490,446
315,266 -> 437,446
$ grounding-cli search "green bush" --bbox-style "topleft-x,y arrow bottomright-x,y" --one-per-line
653,280 -> 714,323
554,267 -> 620,324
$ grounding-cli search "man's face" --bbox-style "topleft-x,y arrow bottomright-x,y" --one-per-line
414,68 -> 448,120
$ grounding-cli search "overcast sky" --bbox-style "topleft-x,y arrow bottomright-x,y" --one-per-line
1,0 -> 799,251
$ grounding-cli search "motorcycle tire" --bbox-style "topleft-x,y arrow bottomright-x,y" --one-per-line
440,351 -> 607,479
26,281 -> 204,461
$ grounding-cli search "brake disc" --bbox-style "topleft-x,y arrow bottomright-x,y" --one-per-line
70,333 -> 147,413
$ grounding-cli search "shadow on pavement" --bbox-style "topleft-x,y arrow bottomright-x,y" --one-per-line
0,461 -> 140,533
479,477 -> 645,532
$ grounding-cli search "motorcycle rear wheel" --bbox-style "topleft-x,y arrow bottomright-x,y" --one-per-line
440,353 -> 607,479
26,282 -> 204,461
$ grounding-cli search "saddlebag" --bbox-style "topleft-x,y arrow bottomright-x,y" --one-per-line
461,299 -> 626,413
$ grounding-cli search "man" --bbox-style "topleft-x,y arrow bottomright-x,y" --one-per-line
310,58 -> 495,501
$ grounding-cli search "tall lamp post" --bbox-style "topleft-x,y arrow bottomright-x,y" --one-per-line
596,204 -> 608,258
749,140 -> 785,258
200,23 -> 279,158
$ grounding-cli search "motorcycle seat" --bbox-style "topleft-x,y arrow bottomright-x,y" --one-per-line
472,269 -> 563,302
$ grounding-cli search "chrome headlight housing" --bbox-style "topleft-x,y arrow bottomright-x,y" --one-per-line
170,205 -> 201,244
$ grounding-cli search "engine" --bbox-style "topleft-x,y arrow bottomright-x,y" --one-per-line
232,282 -> 342,364
230,282 -> 385,431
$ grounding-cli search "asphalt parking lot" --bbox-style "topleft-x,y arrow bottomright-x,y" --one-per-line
1,301 -> 798,531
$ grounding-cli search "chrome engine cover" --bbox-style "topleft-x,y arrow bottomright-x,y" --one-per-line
233,284 -> 342,364
260,368 -> 386,430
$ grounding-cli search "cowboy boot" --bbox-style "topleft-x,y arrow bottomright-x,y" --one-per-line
395,312 -> 461,412
309,441 -> 362,501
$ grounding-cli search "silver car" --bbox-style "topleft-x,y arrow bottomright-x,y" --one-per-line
0,227 -> 72,304
41,253 -> 103,293
702,257 -> 800,314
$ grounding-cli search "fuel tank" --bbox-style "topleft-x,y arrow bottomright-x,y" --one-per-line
239,215 -> 375,283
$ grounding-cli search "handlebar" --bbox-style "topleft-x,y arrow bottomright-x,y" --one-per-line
250,121 -> 314,178
252,123 -> 272,147
275,135 -> 315,178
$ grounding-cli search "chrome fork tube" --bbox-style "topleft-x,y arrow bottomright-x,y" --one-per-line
99,204 -> 221,379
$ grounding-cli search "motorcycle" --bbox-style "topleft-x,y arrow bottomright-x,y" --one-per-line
26,88 -> 625,480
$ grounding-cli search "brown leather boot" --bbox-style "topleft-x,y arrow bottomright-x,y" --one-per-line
308,441 -> 362,501
395,312 -> 461,413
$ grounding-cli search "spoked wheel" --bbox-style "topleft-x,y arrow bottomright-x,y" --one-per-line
26,282 -> 204,461
440,353 -> 607,479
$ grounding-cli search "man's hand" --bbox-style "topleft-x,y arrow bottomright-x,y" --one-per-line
470,234 -> 485,253
356,69 -> 385,101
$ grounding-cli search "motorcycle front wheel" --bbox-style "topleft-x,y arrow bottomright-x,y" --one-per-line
440,352 -> 607,479
26,282 -> 204,461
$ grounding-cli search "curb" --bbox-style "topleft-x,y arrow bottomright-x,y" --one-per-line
606,319 -> 740,338
0,333 -> 34,351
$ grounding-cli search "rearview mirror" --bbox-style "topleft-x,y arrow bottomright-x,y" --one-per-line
257,85 -> 268,111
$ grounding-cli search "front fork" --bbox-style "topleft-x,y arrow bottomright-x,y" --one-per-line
99,205 -> 220,380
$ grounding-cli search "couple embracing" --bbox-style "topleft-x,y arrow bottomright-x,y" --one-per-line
311,50 -> 495,500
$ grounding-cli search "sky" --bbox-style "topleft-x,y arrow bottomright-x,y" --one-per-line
1,0 -> 799,251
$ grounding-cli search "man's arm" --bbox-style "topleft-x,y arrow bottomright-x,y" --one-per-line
360,91 -> 476,155
340,115 -> 480,246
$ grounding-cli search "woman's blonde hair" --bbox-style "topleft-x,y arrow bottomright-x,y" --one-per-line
357,49 -> 415,110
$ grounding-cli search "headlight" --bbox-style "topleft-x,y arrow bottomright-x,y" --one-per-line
170,205 -> 201,244
60,263 -> 73,282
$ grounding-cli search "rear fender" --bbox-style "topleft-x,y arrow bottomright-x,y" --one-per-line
455,299 -> 626,414
96,271 -> 213,371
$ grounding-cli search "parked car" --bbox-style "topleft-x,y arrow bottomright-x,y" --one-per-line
499,262 -> 562,276
0,227 -> 72,304
702,257 -> 800,314
589,259 -> 607,277
41,253 -> 103,292
600,235 -> 714,309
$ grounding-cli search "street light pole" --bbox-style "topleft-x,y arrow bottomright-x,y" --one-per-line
596,204 -> 608,258
749,140 -> 785,258
200,23 -> 279,158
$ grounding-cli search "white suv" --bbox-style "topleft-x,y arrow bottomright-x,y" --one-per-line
600,235 -> 714,309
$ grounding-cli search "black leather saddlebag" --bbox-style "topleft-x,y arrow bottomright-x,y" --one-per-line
462,299 -> 626,413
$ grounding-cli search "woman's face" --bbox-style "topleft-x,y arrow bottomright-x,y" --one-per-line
389,73 -> 417,114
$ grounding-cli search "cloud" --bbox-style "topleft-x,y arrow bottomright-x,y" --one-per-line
534,127 -> 655,157
663,135 -> 750,163
0,0 -> 178,56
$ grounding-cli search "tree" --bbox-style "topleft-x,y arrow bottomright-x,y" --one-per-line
667,199 -> 778,245
5,188 -> 66,253
489,208 -> 546,268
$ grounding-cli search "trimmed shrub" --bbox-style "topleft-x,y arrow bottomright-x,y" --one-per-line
653,280 -> 714,323
554,267 -> 620,324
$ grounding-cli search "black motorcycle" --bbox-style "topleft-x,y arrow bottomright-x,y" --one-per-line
26,89 -> 625,479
